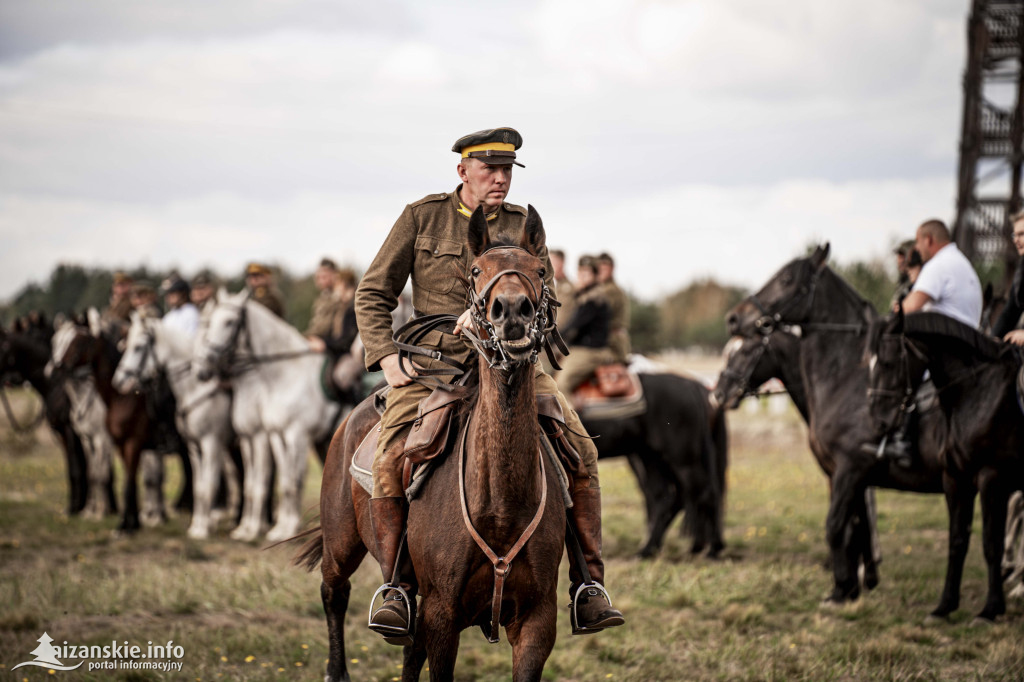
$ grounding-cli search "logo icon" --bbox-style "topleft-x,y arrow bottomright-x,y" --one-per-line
12,632 -> 83,672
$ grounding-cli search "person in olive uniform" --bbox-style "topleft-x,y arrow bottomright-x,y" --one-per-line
305,258 -> 343,350
130,282 -> 163,319
101,271 -> 135,335
556,255 -> 618,394
355,127 -> 624,642
595,253 -> 630,362
244,262 -> 286,319
190,271 -> 218,320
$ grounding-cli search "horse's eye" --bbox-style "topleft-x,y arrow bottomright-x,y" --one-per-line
471,267 -> 481,277
538,268 -> 546,278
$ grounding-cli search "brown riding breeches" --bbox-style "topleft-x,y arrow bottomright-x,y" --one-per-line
371,366 -> 600,497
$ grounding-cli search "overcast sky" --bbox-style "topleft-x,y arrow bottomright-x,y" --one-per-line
0,0 -> 975,302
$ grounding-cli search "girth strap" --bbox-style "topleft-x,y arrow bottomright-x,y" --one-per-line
457,413 -> 548,644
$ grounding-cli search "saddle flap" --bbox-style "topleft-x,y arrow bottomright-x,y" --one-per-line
352,420 -> 383,475
403,386 -> 463,465
536,393 -> 565,423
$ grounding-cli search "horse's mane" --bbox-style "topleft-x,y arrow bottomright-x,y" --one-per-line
903,312 -> 1011,363
821,266 -> 878,323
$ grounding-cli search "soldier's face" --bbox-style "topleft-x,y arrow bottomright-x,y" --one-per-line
314,266 -> 337,292
458,158 -> 511,212
191,286 -> 212,305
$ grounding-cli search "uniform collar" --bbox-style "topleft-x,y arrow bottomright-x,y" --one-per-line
453,184 -> 499,221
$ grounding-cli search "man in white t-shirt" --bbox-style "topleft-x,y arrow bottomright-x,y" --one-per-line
161,276 -> 201,338
871,219 -> 983,466
898,219 -> 982,328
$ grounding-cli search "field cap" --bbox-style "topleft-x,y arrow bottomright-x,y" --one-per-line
453,127 -> 524,167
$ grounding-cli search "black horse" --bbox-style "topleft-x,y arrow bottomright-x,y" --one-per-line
724,245 -> 951,610
0,314 -> 102,516
583,371 -> 727,558
866,309 -> 1024,622
713,331 -> 880,592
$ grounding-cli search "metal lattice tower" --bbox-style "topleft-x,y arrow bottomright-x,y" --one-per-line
953,0 -> 1024,274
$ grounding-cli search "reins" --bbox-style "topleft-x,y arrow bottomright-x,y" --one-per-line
456,412 -> 548,644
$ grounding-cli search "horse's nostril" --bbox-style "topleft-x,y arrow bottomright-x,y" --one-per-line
491,298 -> 506,321
518,298 -> 534,319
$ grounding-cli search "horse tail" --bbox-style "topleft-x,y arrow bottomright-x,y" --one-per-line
292,526 -> 324,571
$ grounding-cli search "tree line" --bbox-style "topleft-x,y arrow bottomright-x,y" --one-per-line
2,257 -> 905,353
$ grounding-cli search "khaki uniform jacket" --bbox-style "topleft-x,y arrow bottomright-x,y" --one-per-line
555,277 -> 576,326
305,290 -> 343,338
600,279 -> 631,360
250,286 -> 286,319
357,185 -> 554,372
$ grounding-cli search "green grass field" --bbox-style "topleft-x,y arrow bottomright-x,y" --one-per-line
1,387 -> 1023,681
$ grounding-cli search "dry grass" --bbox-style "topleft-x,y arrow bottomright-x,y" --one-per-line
1,386 -> 1023,681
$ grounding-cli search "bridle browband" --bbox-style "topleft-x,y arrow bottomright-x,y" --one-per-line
744,264 -> 869,337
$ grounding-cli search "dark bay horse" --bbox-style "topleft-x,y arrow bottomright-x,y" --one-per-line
712,331 -> 880,591
866,310 -> 1024,621
724,245 -> 951,611
0,314 -> 97,515
298,207 -> 568,681
51,314 -> 191,533
584,372 -> 727,558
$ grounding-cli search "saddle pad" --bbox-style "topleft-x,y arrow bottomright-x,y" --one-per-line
349,420 -> 382,494
574,372 -> 647,421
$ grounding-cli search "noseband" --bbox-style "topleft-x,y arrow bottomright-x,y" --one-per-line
745,270 -> 819,335
461,246 -> 558,374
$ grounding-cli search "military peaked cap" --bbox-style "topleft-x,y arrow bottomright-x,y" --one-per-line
452,127 -> 524,167
246,262 -> 271,276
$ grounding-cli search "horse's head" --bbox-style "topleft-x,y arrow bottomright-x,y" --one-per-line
464,205 -> 551,370
113,313 -> 158,393
726,244 -> 830,338
865,308 -> 928,436
195,288 -> 248,381
48,317 -> 98,380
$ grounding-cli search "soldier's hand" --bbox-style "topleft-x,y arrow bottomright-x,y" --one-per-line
381,353 -> 418,388
307,336 -> 327,353
453,308 -> 477,336
1004,330 -> 1024,346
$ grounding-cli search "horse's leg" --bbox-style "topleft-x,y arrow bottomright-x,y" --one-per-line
117,440 -> 141,534
59,423 -> 88,515
80,435 -> 102,520
230,436 -> 258,541
139,448 -> 166,527
822,465 -> 865,603
266,427 -> 310,542
1003,492 -> 1024,595
977,467 -> 1010,621
859,487 -> 881,590
187,435 -> 220,540
931,473 -> 976,620
321,524 -> 368,682
225,442 -> 243,527
627,451 -> 676,558
421,600 -> 459,682
506,598 -> 557,682
173,446 -> 194,513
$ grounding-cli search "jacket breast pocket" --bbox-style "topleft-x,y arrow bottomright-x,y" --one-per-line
414,236 -> 464,295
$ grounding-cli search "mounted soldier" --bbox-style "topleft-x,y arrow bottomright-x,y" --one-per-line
306,259 -> 361,401
555,255 -> 618,395
190,270 -> 218,321
160,275 -> 200,338
244,262 -> 286,319
595,252 -> 630,362
355,126 -> 624,643
130,282 -> 162,319
100,271 -> 135,336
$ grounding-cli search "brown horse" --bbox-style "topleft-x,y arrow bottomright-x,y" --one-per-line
297,206 -> 567,681
51,314 -> 189,533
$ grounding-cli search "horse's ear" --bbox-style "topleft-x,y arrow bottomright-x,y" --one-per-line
87,308 -> 102,336
895,301 -> 905,330
468,206 -> 491,257
810,243 -> 830,272
520,205 -> 546,256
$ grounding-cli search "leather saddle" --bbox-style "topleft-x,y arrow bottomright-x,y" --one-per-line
350,386 -> 582,497
572,364 -> 642,403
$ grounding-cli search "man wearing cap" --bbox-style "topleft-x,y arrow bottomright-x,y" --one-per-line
356,127 -> 624,643
130,282 -> 163,319
190,271 -> 218,321
890,239 -> 917,308
556,255 -> 617,394
101,272 -> 135,334
245,263 -> 286,319
162,275 -> 201,338
595,253 -> 630,362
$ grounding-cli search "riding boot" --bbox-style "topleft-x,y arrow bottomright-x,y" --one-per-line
368,496 -> 415,645
568,484 -> 625,634
861,408 -> 916,468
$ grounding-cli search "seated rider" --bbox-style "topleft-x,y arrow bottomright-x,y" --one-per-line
869,219 -> 982,466
595,252 -> 630,363
354,127 -> 624,643
555,255 -> 618,396
306,259 -> 361,399
244,262 -> 286,319
992,210 -> 1024,346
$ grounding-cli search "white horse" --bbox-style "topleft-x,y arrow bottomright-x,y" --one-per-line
112,313 -> 239,539
48,319 -> 115,520
194,289 -> 342,542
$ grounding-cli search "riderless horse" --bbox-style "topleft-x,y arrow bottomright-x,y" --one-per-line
866,309 -> 1024,622
712,331 -> 881,592
194,289 -> 342,542
113,313 -> 240,539
724,245 -> 950,609
0,314 -> 99,516
50,310 -> 185,532
297,207 -> 572,681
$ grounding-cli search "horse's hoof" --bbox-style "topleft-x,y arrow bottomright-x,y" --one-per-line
970,616 -> 996,628
266,524 -> 299,543
187,527 -> 210,541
